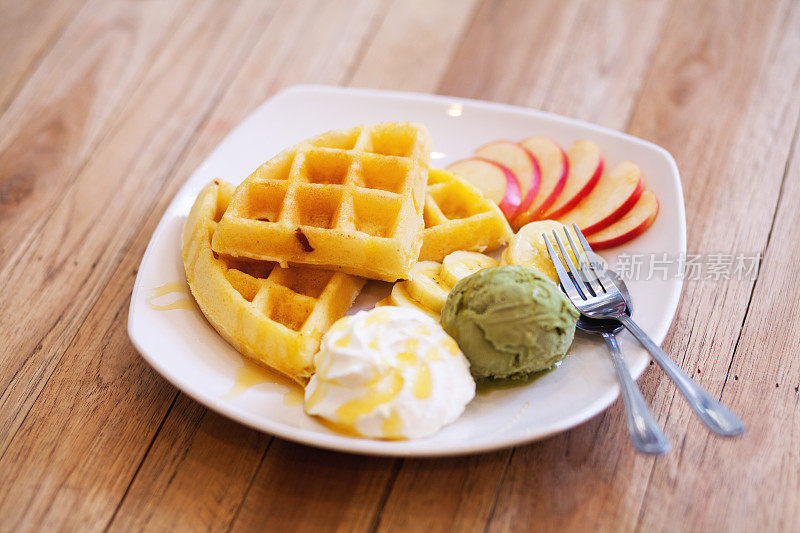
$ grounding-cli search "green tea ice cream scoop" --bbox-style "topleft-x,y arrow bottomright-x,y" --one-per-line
441,265 -> 579,379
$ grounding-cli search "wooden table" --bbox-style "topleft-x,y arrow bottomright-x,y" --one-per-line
1,0 -> 798,530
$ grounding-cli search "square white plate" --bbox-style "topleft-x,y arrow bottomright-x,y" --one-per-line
129,85 -> 686,456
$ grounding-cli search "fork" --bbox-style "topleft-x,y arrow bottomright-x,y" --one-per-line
543,224 -> 745,438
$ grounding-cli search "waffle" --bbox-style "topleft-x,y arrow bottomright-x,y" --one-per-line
211,123 -> 432,282
182,180 -> 365,384
420,168 -> 513,262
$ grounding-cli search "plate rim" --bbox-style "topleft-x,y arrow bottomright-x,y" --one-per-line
128,84 -> 686,457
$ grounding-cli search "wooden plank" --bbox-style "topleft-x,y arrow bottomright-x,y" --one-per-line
232,440 -> 397,533
437,0 -> 582,105
692,123 -> 800,532
0,0 -> 83,112
374,1 -> 670,531
376,453 -> 510,533
0,0 -> 271,455
0,1 -> 282,529
632,0 -> 800,529
106,396 -> 270,532
348,0 -> 481,92
531,0 -> 670,127
486,0 -> 800,531
225,0 -> 389,97
0,0 -> 193,270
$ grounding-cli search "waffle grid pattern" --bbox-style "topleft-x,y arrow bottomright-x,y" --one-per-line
182,180 -> 364,384
222,257 -> 341,335
211,123 -> 432,281
420,169 -> 513,262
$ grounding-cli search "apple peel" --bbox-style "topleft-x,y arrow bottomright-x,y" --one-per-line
542,140 -> 603,220
557,161 -> 643,235
513,136 -> 569,228
475,141 -> 541,217
587,190 -> 659,249
446,158 -> 522,219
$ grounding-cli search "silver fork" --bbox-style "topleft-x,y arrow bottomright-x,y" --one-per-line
543,224 -> 745,438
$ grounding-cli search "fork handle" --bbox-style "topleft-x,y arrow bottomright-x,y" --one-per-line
602,332 -> 670,455
617,315 -> 745,437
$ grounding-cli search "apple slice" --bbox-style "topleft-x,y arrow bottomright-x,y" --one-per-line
475,141 -> 540,217
446,158 -> 521,219
541,140 -> 603,219
587,190 -> 659,249
512,137 -> 568,228
557,161 -> 644,235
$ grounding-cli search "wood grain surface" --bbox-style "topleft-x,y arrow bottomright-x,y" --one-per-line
1,0 -> 798,531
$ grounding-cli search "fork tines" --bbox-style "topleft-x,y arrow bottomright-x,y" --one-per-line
542,223 -> 612,302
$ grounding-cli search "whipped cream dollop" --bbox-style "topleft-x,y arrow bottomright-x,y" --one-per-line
304,306 -> 475,439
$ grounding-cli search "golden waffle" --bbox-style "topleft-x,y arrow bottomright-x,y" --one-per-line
420,168 -> 513,262
211,123 -> 432,282
182,180 -> 365,384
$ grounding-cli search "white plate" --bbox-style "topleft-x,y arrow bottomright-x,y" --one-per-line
129,85 -> 686,456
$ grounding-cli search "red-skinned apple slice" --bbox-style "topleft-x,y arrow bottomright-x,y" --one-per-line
541,140 -> 603,220
475,141 -> 540,217
446,158 -> 521,218
512,136 -> 568,228
557,161 -> 643,235
586,190 -> 659,249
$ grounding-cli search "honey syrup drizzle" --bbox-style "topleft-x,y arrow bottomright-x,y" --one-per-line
312,335 -> 440,439
147,281 -> 194,311
223,356 -> 304,407
148,283 -> 303,404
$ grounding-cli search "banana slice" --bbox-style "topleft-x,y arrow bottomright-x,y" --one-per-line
440,251 -> 499,287
390,282 -> 440,319
502,220 -> 578,282
406,261 -> 449,312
